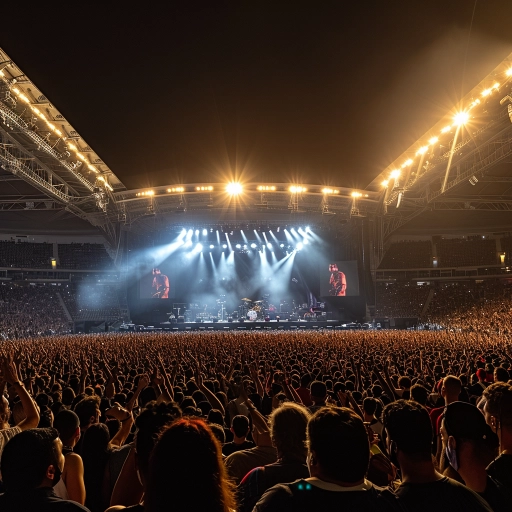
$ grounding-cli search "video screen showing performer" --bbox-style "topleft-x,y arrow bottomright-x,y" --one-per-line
152,267 -> 170,299
329,263 -> 346,296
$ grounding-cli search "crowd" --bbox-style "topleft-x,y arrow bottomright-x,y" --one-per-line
0,283 -> 70,340
0,329 -> 511,511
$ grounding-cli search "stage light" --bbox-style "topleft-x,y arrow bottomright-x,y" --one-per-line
226,182 -> 243,195
441,125 -> 451,134
280,243 -> 285,248
251,243 -> 257,249
236,244 -> 241,249
403,159 -> 413,167
222,243 -> 227,249
390,169 -> 400,179
416,146 -> 428,156
381,180 -> 389,187
195,229 -> 199,236
506,67 -> 512,77
209,244 -> 215,249
202,229 -> 207,236
289,185 -> 307,193
184,240 -> 192,248
453,111 -> 469,126
303,239 -> 309,245
296,242 -> 303,250
351,191 -> 362,198
267,243 -> 272,249
429,136 -> 438,145
194,243 -> 203,252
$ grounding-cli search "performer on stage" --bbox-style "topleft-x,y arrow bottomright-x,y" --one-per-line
329,263 -> 346,296
152,268 -> 169,298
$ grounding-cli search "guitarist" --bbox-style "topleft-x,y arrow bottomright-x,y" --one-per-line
329,263 -> 346,296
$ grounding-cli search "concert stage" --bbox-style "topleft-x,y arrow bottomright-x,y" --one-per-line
120,319 -> 343,332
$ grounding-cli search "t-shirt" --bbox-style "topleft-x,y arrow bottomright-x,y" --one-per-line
0,487 -> 91,512
222,440 -> 254,457
224,445 -> 277,485
395,476 -> 493,512
253,478 -> 405,512
486,453 -> 512,499
238,459 -> 309,512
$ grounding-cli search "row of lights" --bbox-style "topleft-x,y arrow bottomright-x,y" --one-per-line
183,241 -> 308,253
380,65 -> 512,188
136,184 -> 366,198
0,70 -> 113,191
0,70 -> 112,191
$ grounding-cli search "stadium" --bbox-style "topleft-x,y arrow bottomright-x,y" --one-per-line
1,5 -> 512,511
1,46 -> 512,334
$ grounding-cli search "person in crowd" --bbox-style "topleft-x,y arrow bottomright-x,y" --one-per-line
307,381 -> 328,413
469,369 -> 490,398
441,401 -> 509,511
73,396 -> 101,456
482,382 -> 512,493
0,353 -> 40,459
106,401 -> 182,511
222,414 -> 254,456
253,407 -> 403,511
144,417 -> 236,512
81,403 -> 134,512
0,427 -> 90,511
239,402 -> 310,512
53,410 -> 86,505
225,396 -> 276,485
382,400 -> 493,512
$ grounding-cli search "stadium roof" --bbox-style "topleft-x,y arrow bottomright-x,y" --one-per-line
1,46 -> 512,245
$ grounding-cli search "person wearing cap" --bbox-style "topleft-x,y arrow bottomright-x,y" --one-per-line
0,427 -> 90,511
441,401 -> 509,511
382,400 -> 493,512
482,382 -> 512,496
53,409 -> 86,505
468,369 -> 489,398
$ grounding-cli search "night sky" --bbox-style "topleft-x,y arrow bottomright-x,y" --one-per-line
2,1 -> 511,191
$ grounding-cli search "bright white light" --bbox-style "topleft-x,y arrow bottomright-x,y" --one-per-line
267,243 -> 272,249
195,229 -> 199,236
303,239 -> 309,245
243,244 -> 247,249
305,226 -> 310,233
251,243 -> 257,249
184,240 -> 193,248
226,182 -> 243,195
222,244 -> 227,249
209,244 -> 214,249
194,243 -> 203,252
390,169 -> 401,179
202,229 -> 207,236
280,243 -> 285,248
453,111 -> 469,126
236,244 -> 241,249
296,242 -> 303,250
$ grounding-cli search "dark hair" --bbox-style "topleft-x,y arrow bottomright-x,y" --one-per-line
363,397 -> 377,415
1,427 -> 60,491
410,384 -> 429,406
307,407 -> 369,483
270,403 -> 310,459
135,401 -> 182,480
494,367 -> 510,383
54,410 -> 80,442
382,400 -> 432,459
145,418 -> 236,512
231,415 -> 250,438
73,395 -> 100,427
310,381 -> 327,399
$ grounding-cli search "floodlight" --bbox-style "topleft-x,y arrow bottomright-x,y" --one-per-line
453,111 -> 469,126
296,242 -> 303,250
390,169 -> 401,179
202,229 -> 207,236
251,243 -> 257,249
236,244 -> 241,249
226,182 -> 243,195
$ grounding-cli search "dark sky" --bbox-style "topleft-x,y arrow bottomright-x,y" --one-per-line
2,1 -> 511,190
